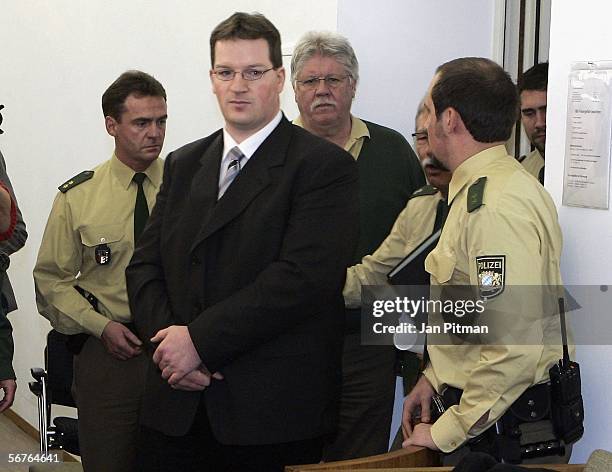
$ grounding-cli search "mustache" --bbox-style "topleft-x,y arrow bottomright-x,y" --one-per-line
310,97 -> 336,112
422,155 -> 450,172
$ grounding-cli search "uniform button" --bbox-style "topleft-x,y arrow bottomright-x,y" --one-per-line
450,441 -> 457,448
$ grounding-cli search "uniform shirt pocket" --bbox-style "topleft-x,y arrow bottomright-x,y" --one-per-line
79,223 -> 128,269
79,223 -> 126,247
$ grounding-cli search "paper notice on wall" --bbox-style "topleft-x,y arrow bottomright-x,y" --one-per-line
563,62 -> 612,209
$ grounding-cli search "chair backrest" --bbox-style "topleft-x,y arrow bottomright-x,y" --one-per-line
45,330 -> 76,408
284,446 -> 440,471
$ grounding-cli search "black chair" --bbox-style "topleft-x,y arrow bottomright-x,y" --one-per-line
29,330 -> 80,455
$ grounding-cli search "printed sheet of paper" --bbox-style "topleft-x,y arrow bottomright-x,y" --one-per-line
563,62 -> 612,209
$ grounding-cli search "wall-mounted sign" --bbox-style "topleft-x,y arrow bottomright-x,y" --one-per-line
563,61 -> 612,210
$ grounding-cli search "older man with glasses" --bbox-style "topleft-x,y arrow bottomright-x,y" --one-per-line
291,31 -> 425,461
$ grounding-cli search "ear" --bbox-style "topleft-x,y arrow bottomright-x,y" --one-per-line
105,116 -> 117,137
444,107 -> 464,135
292,81 -> 299,104
209,69 -> 217,95
275,66 -> 286,94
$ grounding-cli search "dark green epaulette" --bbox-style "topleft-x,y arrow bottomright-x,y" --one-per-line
467,176 -> 487,213
408,185 -> 438,200
58,170 -> 94,193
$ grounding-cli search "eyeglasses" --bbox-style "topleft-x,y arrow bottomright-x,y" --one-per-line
411,130 -> 428,144
212,68 -> 274,81
295,75 -> 351,90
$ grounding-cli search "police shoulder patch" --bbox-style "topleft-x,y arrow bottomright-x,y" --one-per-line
58,170 -> 94,193
408,185 -> 438,200
467,176 -> 487,213
476,255 -> 505,299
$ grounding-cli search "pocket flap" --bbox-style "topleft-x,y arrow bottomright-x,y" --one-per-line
79,224 -> 125,247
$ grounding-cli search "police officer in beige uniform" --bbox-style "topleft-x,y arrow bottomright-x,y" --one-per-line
343,102 -> 451,307
517,62 -> 548,183
401,58 -> 567,465
343,103 -> 452,452
34,71 -> 167,472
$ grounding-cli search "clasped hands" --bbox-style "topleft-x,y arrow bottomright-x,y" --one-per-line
151,325 -> 223,391
401,375 -> 440,451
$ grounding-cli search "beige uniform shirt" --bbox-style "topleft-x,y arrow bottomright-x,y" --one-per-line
423,145 -> 564,452
293,115 -> 370,159
519,148 -> 544,180
343,188 -> 442,307
34,155 -> 164,337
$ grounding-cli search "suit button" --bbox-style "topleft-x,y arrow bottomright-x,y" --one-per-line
191,256 -> 201,265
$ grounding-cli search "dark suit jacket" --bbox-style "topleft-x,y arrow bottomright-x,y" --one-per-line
0,296 -> 14,380
126,116 -> 359,445
0,150 -> 27,313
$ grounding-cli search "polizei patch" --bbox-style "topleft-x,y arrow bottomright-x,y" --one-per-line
476,255 -> 505,299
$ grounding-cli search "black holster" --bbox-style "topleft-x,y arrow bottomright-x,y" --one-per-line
440,383 -> 564,464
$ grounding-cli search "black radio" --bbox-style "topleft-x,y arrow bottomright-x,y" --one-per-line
549,297 -> 584,444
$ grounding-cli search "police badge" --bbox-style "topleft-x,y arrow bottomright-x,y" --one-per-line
95,238 -> 111,265
476,255 -> 505,299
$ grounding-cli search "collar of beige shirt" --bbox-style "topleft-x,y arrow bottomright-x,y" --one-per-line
293,114 -> 370,160
447,145 -> 509,205
110,153 -> 164,190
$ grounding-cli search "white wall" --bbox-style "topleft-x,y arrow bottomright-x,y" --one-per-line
0,0 -> 338,428
547,0 -> 612,461
2,0 -> 504,443
337,0 -> 500,138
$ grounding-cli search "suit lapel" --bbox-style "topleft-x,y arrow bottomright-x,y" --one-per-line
186,133 -> 222,239
190,117 -> 292,251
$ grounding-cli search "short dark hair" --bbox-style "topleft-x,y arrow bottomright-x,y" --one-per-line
433,57 -> 518,143
102,70 -> 166,121
518,62 -> 548,94
210,12 -> 282,69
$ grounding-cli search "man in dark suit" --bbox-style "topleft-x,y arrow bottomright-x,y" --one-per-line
0,167 -> 17,413
0,147 -> 24,414
125,12 -> 359,472
0,150 -> 27,315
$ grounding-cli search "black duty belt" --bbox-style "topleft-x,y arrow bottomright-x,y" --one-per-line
67,286 -> 138,355
436,384 -> 566,463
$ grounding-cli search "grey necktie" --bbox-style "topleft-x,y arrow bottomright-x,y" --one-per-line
218,146 -> 245,199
